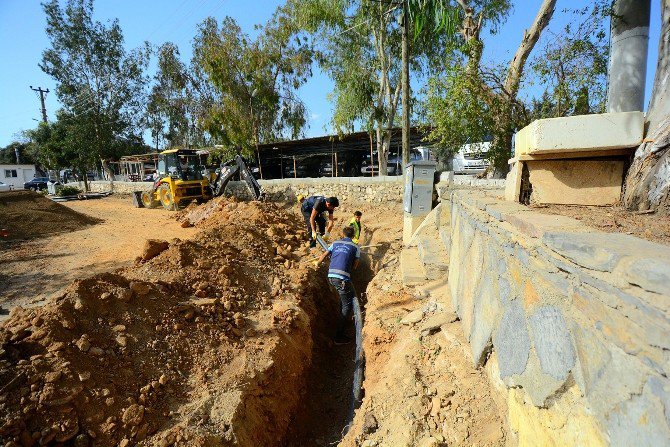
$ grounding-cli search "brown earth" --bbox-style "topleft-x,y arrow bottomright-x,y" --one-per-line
0,195 -> 198,314
531,203 -> 670,246
0,197 -> 331,446
0,191 -> 101,241
341,271 -> 507,447
0,193 -> 507,447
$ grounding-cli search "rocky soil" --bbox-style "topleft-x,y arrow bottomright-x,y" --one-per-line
0,193 -> 508,447
0,197 -> 331,446
341,271 -> 507,447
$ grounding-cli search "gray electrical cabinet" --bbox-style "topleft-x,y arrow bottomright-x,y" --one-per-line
403,160 -> 437,216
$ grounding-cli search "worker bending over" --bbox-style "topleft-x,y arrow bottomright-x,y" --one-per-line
315,226 -> 360,345
349,211 -> 362,244
301,195 -> 339,248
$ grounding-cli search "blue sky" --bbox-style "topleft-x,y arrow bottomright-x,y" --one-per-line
0,0 -> 662,147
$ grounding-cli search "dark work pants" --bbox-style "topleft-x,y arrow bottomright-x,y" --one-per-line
302,211 -> 326,247
328,277 -> 356,338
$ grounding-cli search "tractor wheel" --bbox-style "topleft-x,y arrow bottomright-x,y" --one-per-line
158,184 -> 177,211
141,190 -> 158,209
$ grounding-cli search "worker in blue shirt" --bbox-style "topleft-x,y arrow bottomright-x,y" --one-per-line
301,195 -> 339,248
315,226 -> 361,345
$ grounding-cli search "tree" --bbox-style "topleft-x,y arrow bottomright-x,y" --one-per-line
622,0 -> 670,214
424,0 -> 557,174
0,142 -> 34,165
531,5 -> 609,117
287,0 -> 452,175
192,14 -> 311,162
40,0 -> 150,188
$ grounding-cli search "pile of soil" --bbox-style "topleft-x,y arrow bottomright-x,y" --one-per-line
531,203 -> 670,246
0,191 -> 101,241
0,198 -> 330,446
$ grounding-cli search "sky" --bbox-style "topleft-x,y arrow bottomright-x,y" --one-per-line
0,0 -> 662,148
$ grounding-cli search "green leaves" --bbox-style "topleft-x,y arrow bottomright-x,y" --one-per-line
39,0 -> 150,171
192,13 -> 312,156
530,3 -> 609,118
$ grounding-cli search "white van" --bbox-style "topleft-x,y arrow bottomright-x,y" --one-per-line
452,142 -> 491,175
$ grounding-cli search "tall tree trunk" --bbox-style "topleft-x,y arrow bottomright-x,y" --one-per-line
376,125 -> 387,175
100,157 -> 115,181
607,0 -> 651,112
491,0 -> 557,175
622,0 -> 670,214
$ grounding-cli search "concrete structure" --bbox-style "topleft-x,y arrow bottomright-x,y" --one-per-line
513,112 -> 644,156
0,164 -> 36,189
606,0 -> 651,113
506,112 -> 645,206
402,188 -> 670,445
526,159 -> 625,205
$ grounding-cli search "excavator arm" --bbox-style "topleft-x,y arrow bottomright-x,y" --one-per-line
210,155 -> 263,200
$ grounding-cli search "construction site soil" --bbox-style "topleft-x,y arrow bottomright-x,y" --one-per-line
0,194 -> 507,447
0,191 -> 100,241
0,195 -> 198,313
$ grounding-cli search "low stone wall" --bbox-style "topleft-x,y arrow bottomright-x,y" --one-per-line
227,176 -> 405,203
74,176 -> 503,204
66,180 -> 154,194
445,189 -> 670,445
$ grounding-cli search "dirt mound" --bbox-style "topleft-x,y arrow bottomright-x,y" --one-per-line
0,198 -> 329,446
0,191 -> 101,241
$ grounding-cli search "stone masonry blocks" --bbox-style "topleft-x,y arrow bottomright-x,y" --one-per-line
494,300 -> 531,379
447,191 -> 670,443
528,306 -> 575,381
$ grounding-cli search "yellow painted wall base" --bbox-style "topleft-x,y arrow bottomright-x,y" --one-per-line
508,386 -> 607,447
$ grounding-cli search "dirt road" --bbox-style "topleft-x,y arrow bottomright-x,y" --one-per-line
0,195 -> 197,315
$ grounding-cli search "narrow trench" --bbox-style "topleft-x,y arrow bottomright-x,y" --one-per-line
283,253 -> 378,446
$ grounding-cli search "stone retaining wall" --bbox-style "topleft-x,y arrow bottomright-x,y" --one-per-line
74,176 -> 502,204
445,189 -> 670,446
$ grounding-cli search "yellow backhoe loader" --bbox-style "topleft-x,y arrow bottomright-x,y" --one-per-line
139,149 -> 212,210
136,149 -> 263,211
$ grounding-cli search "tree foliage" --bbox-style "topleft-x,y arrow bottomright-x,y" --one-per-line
285,0 -> 452,174
192,13 -> 311,159
531,4 -> 609,117
146,43 -> 191,150
0,142 -> 35,165
39,0 -> 150,185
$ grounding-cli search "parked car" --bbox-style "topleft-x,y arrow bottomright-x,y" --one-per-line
453,142 -> 491,175
320,151 -> 364,177
0,181 -> 11,192
360,149 -> 423,176
283,155 -> 325,178
24,177 -> 59,191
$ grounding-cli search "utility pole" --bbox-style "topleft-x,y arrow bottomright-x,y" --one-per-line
401,0 -> 410,172
30,86 -> 50,123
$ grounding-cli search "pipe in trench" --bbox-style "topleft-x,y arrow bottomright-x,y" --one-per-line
315,235 -> 364,435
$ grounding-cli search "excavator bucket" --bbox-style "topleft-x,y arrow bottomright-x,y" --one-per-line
210,155 -> 264,201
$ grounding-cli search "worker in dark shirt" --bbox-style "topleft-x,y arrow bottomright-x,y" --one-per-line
301,195 -> 339,248
315,226 -> 360,344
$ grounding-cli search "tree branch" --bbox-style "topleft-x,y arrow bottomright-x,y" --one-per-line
504,0 -> 557,98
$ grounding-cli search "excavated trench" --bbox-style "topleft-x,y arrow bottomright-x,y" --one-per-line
0,198 -> 390,447
283,254 -> 378,446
